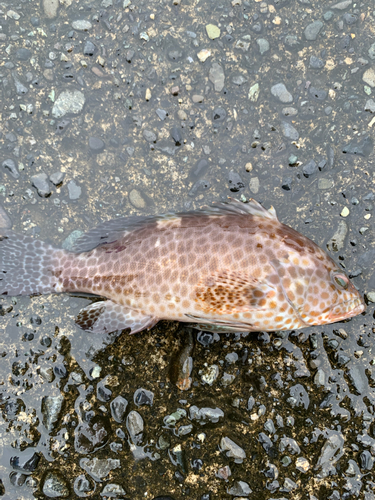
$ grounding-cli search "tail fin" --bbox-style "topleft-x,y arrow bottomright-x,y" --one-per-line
0,230 -> 63,296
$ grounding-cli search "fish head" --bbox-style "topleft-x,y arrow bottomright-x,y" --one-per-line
271,227 -> 366,327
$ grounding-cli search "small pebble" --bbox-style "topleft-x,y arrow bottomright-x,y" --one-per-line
197,49 -> 212,62
67,180 -> 81,200
271,83 -> 293,103
31,173 -> 51,198
340,206 -> 350,217
72,20 -> 92,31
205,24 -> 220,40
129,189 -> 146,209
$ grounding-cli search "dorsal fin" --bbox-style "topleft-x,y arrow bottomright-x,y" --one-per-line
198,198 -> 279,221
71,198 -> 278,253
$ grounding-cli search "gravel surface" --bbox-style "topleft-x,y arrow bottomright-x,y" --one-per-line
1,0 -> 375,499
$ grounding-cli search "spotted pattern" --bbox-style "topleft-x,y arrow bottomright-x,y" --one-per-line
0,231 -> 62,296
0,199 -> 366,334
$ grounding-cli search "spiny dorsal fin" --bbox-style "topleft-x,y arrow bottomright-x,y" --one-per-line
71,198 -> 278,253
198,198 -> 279,221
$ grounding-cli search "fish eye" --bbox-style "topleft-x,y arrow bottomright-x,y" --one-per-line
333,273 -> 349,290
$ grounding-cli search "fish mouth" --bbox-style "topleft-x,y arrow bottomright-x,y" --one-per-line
327,296 -> 366,323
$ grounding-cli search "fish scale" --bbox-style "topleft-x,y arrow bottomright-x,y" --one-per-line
0,199 -> 365,334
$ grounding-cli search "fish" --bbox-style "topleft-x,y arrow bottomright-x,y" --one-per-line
0,198 -> 366,334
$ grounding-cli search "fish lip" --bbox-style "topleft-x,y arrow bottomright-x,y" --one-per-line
327,296 -> 366,322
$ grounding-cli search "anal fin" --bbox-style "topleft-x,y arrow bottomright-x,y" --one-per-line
75,300 -> 158,334
185,314 -> 253,333
187,323 -> 251,333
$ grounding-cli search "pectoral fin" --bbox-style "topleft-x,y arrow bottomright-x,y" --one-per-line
194,269 -> 275,315
75,300 -> 158,334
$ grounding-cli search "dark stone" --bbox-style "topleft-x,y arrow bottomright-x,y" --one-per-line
2,398 -> 25,421
170,126 -> 182,145
174,471 -> 184,483
309,87 -> 327,101
67,180 -> 82,200
29,314 -> 41,325
30,17 -> 40,26
197,331 -> 214,346
302,159 -> 318,177
62,73 -> 74,81
9,472 -> 26,486
42,395 -> 64,431
343,13 -> 357,25
309,55 -> 324,69
359,450 -> 374,470
126,49 -> 135,62
143,130 -> 157,143
259,432 -> 275,455
228,171 -> 244,192
0,304 -> 13,316
318,159 -> 327,170
12,72 -> 28,95
31,173 -> 51,197
304,20 -> 323,41
73,475 -> 95,497
155,140 -> 177,156
251,22 -> 262,33
2,159 -> 19,179
5,132 -> 16,142
156,109 -> 168,120
27,154 -> 35,168
349,268 -> 362,278
327,146 -> 334,167
40,335 -> 52,347
10,451 -> 40,473
342,136 -> 373,157
336,34 -> 351,52
212,107 -> 226,122
88,137 -> 105,153
55,119 -> 71,135
134,388 -> 154,406
83,40 -> 97,56
288,384 -> 309,409
97,382 -> 112,402
74,415 -> 111,454
110,396 -> 128,423
42,471 -> 70,498
16,48 -> 32,61
282,176 -> 293,190
53,364 -> 67,378
188,179 -> 211,197
191,458 -> 203,471
50,172 -> 64,186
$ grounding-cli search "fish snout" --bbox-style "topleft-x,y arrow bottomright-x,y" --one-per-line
327,296 -> 366,323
